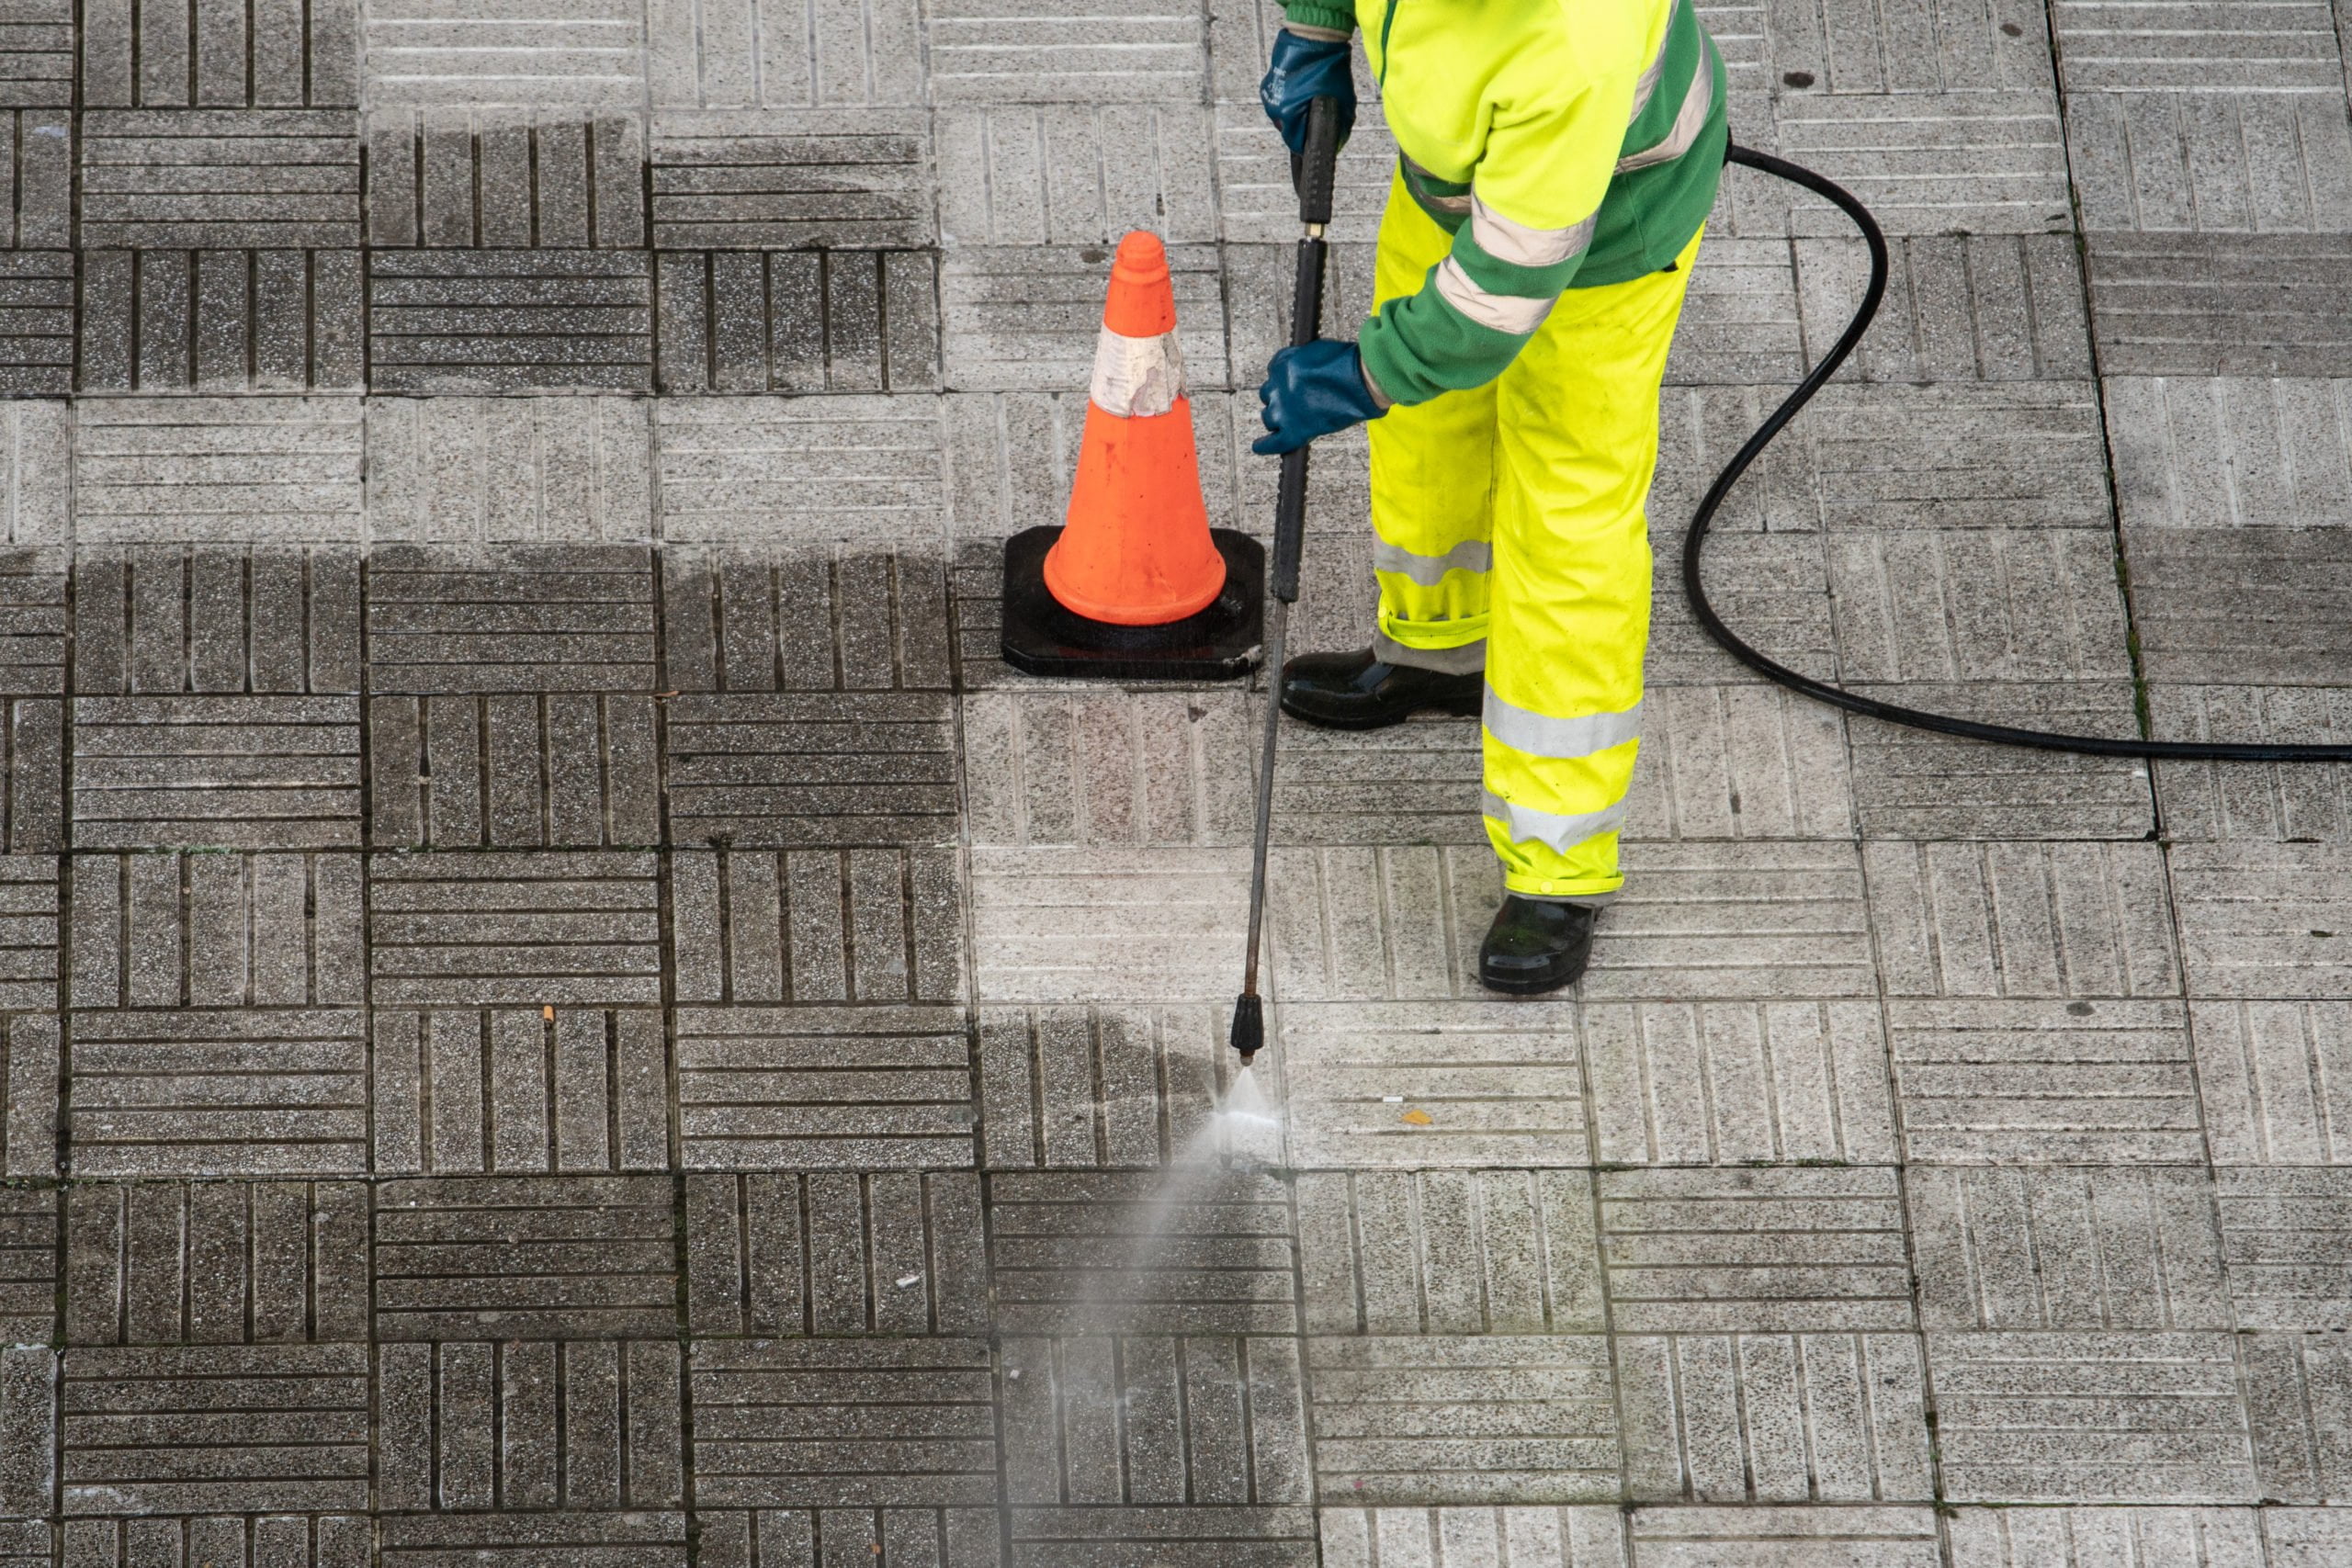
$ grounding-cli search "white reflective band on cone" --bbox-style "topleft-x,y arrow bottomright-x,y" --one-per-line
1091,327 -> 1187,418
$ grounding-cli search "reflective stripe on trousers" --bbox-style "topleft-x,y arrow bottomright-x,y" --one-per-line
1367,165 -> 1699,897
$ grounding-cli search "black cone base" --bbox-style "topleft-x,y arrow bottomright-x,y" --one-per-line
1000,525 -> 1264,680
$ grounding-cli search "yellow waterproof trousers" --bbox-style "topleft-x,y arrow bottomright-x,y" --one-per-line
1367,168 -> 1700,899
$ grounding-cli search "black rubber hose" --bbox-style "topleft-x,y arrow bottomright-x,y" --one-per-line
1689,143 -> 2352,762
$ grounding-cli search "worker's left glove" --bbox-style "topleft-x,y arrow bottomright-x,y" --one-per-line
1260,28 -> 1357,156
1254,339 -> 1386,456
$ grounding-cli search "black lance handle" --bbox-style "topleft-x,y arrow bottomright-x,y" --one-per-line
1272,96 -> 1340,606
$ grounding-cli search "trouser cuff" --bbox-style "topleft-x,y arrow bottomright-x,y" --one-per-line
1375,630 -> 1487,675
1507,886 -> 1620,906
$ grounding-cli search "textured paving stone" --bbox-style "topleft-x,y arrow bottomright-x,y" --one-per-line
60,1343 -> 368,1512
369,694 -> 657,849
656,398 -> 950,545
0,254 -> 76,396
0,1343 -> 47,1510
989,1169 -> 1296,1336
0,1012 -> 52,1179
1663,238 -> 1806,388
83,0 -> 356,107
1627,686 -> 1856,840
2108,377 -> 2352,532
2068,92 -> 2352,233
66,1009 -> 366,1176
1777,93 -> 2075,235
78,110 -> 358,248
0,855 -> 54,1012
73,696 -> 359,849
368,398 -> 653,543
1215,105 -> 1394,247
63,1519 -> 372,1568
691,1338 -> 999,1506
1768,0 -> 2053,93
80,249 -> 363,392
684,1170 -> 986,1336
2052,1 -> 2348,92
75,547 -> 360,694
1015,1506 -> 1311,1568
2193,1000 -> 2352,1164
1306,1337 -> 1618,1505
0,0 -> 72,107
362,0 -> 645,109
649,0 -> 923,108
2213,1168 -> 2352,1331
1582,999 -> 1897,1165
943,105 -> 1215,246
0,549 -> 63,705
378,1516 -> 687,1568
1277,1001 -> 1587,1168
2270,1510 -> 2352,1568
1863,840 -> 2180,998
699,1510 -> 998,1568
966,691 -> 1252,847
2085,233 -> 2352,377
2170,843 -> 2352,999
73,401 -> 367,544
2243,1332 -> 2352,1503
1623,1506 -> 1938,1567
658,249 -> 940,395
0,107 -> 68,246
1774,384 -> 2114,533
373,1175 -> 676,1339
1597,1168 -> 1914,1334
676,1005 -> 973,1169
1003,1335 -> 1308,1504
1928,1331 -> 2257,1502
1295,1170 -> 1602,1336
371,1008 -> 669,1175
971,846 -> 1247,1004
370,251 -> 655,393
977,1004 -> 1273,1170
1618,1332 -> 1930,1503
62,1180 -> 367,1345
0,1187 -> 54,1339
1317,1506 -> 1628,1568
1886,998 -> 2200,1163
927,0 -> 1199,103
662,549 -> 952,693
68,852 -> 363,1006
942,245 -> 1227,393
368,110 -> 644,249
1830,530 -> 2132,683
368,851 -> 662,1006
1910,1166 -> 2230,1331
678,848 -> 960,1004
1944,1506 -> 2267,1568
1797,232 -> 2094,384
366,545 -> 657,694
650,109 -> 933,249
666,694 -> 958,849
2130,528 -> 2352,686
379,1338 -> 682,1508
1844,683 -> 2155,840
1651,531 -> 1838,686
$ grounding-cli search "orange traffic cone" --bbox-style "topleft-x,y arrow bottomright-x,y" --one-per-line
1001,231 -> 1263,680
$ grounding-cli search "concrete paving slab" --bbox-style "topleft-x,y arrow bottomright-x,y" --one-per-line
1012,1507 -> 1311,1568
0,855 -> 55,1015
1863,840 -> 2180,998
0,417 -> 65,552
368,398 -> 652,543
74,547 -> 358,695
80,249 -> 363,393
659,250 -> 940,396
60,1343 -> 368,1513
372,1174 -> 676,1340
1842,682 -> 2155,840
673,1003 -> 974,1169
1278,1000 -> 1587,1168
2191,999 -> 2352,1164
654,108 -> 932,250
1649,531 -> 1838,686
1798,231 -> 2093,384
941,106 -> 1216,247
1317,1505 -> 1627,1568
649,0 -> 925,108
970,846 -> 1249,1005
2051,2 -> 2348,93
73,400 -> 366,545
966,691 -> 1254,847
71,696 -> 358,849
377,1515 -> 687,1568
65,1008 -> 364,1176
988,1168 -> 1298,1336
1623,1506 -> 1939,1566
683,1170 -> 988,1336
1216,106 -> 1396,248
2085,233 -> 2352,378
663,548 -> 953,692
976,1004 -> 1275,1170
1618,1331 -> 1931,1503
1306,1337 -> 1619,1505
0,1015 -> 53,1179
78,110 -> 358,250
1885,997 -> 2200,1163
1002,1336 -> 1309,1504
2128,527 -> 2352,686
2244,1331 -> 2352,1502
371,1008 -> 669,1175
2108,377 -> 2352,533
67,851 -> 362,1007
1909,1166 -> 2230,1331
2216,1167 -> 2352,1334
1295,1169 -> 1602,1336
2067,92 -> 2352,233
1665,238 -> 1807,388
1829,529 -> 2132,682
368,694 -> 657,849
0,1188 -> 53,1340
62,1179 -> 368,1345
1768,0 -> 2054,94
2170,843 -> 2352,998
1624,685 -> 1855,840
368,251 -> 655,394
1777,92 -> 2075,236
1943,1506 -> 2266,1568
368,850 -> 662,1007
665,693 -> 959,847
65,1522 -> 369,1568
941,245 -> 1227,394
362,0 -> 647,111
1263,716 -> 1485,848
673,849 -> 963,1004
942,390 -> 1247,547
1598,1167 -> 1914,1334
657,398 -> 950,547
926,0 -> 1201,103
1588,841 -> 1877,1000
690,1338 -> 1000,1506
1927,1330 -> 2257,1503
0,255 -> 71,397
2270,1509 -> 2352,1568
368,111 -> 644,250
1583,999 -> 1898,1166
364,545 -> 657,694
697,1511 -> 997,1568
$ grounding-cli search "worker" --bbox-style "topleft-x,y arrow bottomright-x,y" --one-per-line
1255,0 -> 1725,993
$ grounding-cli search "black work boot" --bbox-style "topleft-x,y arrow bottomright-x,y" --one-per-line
1478,896 -> 1600,995
1280,647 -> 1481,730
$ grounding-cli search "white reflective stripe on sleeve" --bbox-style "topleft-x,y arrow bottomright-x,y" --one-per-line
1374,538 -> 1492,585
1402,155 -> 1474,215
1617,46 -> 1714,174
1434,256 -> 1555,335
1482,790 -> 1629,852
1483,691 -> 1642,758
1090,327 -> 1187,418
1629,0 -> 1681,117
1468,193 -> 1596,268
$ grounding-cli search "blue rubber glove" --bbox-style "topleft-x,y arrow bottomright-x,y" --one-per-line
1254,339 -> 1385,456
1259,28 -> 1356,156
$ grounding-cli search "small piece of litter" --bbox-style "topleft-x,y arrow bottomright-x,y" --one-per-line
542,1006 -> 554,1021
1008,1369 -> 1022,1379
1399,1109 -> 1433,1126
1382,1096 -> 1403,1103
895,1273 -> 922,1288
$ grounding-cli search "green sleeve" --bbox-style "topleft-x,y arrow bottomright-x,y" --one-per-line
1280,2 -> 1357,36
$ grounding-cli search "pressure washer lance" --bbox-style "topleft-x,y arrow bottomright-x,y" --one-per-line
1230,96 -> 1342,1066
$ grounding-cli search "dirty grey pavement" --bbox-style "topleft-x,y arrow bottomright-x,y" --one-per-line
0,2 -> 2345,1565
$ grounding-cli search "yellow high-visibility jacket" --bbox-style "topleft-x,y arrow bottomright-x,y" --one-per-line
1283,0 -> 1727,404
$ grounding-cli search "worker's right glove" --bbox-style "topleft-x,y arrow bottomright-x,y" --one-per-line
1260,28 -> 1356,156
1253,339 -> 1386,456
